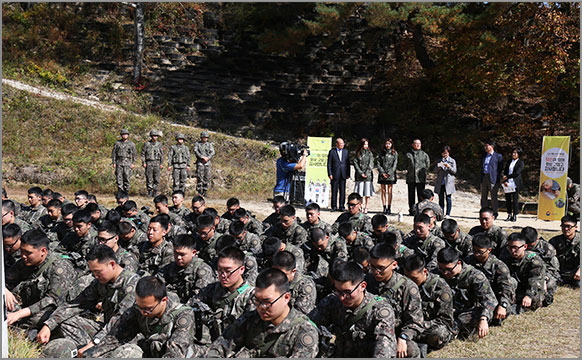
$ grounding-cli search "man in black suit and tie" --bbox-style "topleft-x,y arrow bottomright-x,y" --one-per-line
480,140 -> 504,218
327,138 -> 350,211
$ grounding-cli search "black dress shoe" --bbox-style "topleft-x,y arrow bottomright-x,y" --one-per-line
506,214 -> 513,221
512,215 -> 517,222
330,207 -> 337,212
338,207 -> 346,212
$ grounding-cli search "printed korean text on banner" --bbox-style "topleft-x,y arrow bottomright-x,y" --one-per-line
537,136 -> 570,221
305,137 -> 332,208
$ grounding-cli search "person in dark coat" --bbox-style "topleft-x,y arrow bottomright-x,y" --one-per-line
480,141 -> 504,218
327,138 -> 350,211
501,146 -> 524,222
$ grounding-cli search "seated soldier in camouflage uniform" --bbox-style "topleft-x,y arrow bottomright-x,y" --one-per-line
23,187 -> 48,228
500,233 -> 548,313
353,246 -> 371,273
87,276 -> 201,358
2,187 -> 22,216
549,214 -> 580,287
371,213 -> 404,244
338,222 -> 375,258
522,226 -> 560,304
366,243 -> 424,358
422,208 -> 446,239
302,228 -> 348,279
263,205 -> 308,246
262,196 -> 287,231
437,247 -> 497,339
158,234 -> 215,303
37,199 -> 63,242
137,214 -> 174,276
2,199 -> 32,233
221,197 -> 241,221
194,214 -> 223,263
309,261 -> 397,357
261,236 -> 305,274
5,229 -> 76,337
465,234 -> 516,324
229,220 -> 262,255
54,203 -> 78,243
213,234 -> 259,285
331,192 -> 373,235
3,223 -> 23,270
272,251 -> 317,315
74,190 -> 90,210
96,221 -> 139,274
379,231 -> 415,263
233,208 -> 264,236
190,247 -> 255,341
441,218 -> 473,258
121,200 -> 150,234
566,177 -> 580,217
36,245 -> 140,357
118,219 -> 147,251
402,255 -> 455,353
85,203 -> 104,229
153,194 -> 187,228
412,189 -> 444,221
169,190 -> 192,217
404,214 -> 447,271
204,207 -> 231,235
301,202 -> 333,235
184,195 -> 206,233
206,268 -> 319,358
469,207 -> 508,256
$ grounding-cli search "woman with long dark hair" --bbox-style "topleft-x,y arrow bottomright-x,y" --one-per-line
353,138 -> 375,213
502,146 -> 524,222
376,138 -> 398,214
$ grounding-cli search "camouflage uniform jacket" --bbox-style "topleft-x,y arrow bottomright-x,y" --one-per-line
403,233 -> 447,271
466,254 -> 516,306
168,143 -> 191,168
165,223 -> 188,245
284,243 -> 305,274
167,211 -> 187,229
405,149 -> 430,183
111,139 -> 137,166
206,307 -> 318,358
366,272 -> 424,339
344,231 -> 375,257
237,231 -> 262,255
332,211 -> 373,235
302,237 -> 348,277
92,292 -> 198,358
115,246 -> 139,274
530,238 -> 561,281
396,243 -> 415,262
289,273 -> 317,315
264,222 -> 308,247
468,225 -> 508,256
413,200 -> 444,221
377,150 -> 398,182
169,204 -> 192,218
141,140 -> 164,164
354,149 -> 375,181
216,217 -> 231,235
549,232 -> 580,277
196,232 -> 222,263
431,224 -> 445,239
445,230 -> 473,258
44,268 -> 139,344
194,141 -> 215,163
14,217 -> 33,233
372,226 -> 405,247
120,228 -> 147,252
57,227 -> 98,258
23,204 -> 48,228
301,219 -> 333,237
500,251 -> 546,299
6,253 -> 76,316
245,216 -> 265,236
158,258 -> 215,303
309,291 -> 397,358
442,262 -> 497,320
417,272 -> 455,332
137,240 -> 175,276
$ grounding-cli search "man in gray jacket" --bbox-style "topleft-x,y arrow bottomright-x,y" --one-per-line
406,139 -> 430,216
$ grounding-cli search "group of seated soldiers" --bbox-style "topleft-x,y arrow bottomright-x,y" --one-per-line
2,186 -> 580,358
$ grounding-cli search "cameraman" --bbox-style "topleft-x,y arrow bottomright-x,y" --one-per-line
274,145 -> 308,200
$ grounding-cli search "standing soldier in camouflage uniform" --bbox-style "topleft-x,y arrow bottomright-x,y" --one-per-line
194,130 -> 215,197
264,205 -> 308,246
549,214 -> 580,287
522,226 -> 560,305
112,128 -> 137,194
331,192 -> 373,235
469,207 -> 508,256
366,243 -> 424,358
206,268 -> 319,358
442,218 -> 473,258
142,129 -> 164,197
437,247 -> 497,339
308,261 -> 397,357
168,133 -> 191,193
137,215 -> 175,276
272,251 -> 317,315
406,138 -> 430,216
404,214 -> 447,271
402,255 -> 455,353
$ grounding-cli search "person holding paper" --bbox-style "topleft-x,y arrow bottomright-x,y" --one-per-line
434,145 -> 457,217
501,146 -> 524,222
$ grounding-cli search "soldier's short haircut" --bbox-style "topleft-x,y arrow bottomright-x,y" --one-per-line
272,250 -> 296,271
437,247 -> 459,264
226,197 -> 240,208
441,219 -> 458,234
203,207 -> 219,218
171,190 -> 185,198
402,254 -> 425,273
105,210 -> 121,224
521,226 -> 538,244
98,221 -> 119,236
61,203 -> 78,217
73,209 -> 93,224
338,222 -> 354,238
118,221 -> 135,235
273,196 -> 287,205
1,188 -> 6,198
561,214 -> 578,225
334,261 -> 365,284
42,189 -> 54,198
152,214 -> 171,231
115,191 -> 129,200
136,276 -> 167,301
46,199 -> 62,209
122,200 -> 138,212
153,194 -> 168,205
414,213 -> 431,225
215,234 -> 237,252
471,233 -> 491,249
347,192 -> 362,202
173,234 -> 196,250
21,229 -> 49,249
310,227 -> 327,242
262,237 -> 282,258
305,202 -> 320,212
353,246 -> 370,265
507,232 -> 525,244
87,194 -> 97,203
370,242 -> 396,261
217,246 -> 245,265
420,189 -> 434,201
2,200 -> 15,213
192,195 -> 205,204
377,231 -> 398,248
28,186 -> 43,196
3,223 -> 22,239
233,208 -> 248,220
479,207 -> 495,217
85,203 -> 100,215
229,220 -> 246,236
86,244 -> 118,264
329,258 -> 347,280
256,268 -> 290,294
371,214 -> 388,228
279,205 -> 296,218
74,190 -> 89,198
52,192 -> 64,200
196,214 -> 214,229
421,208 -> 436,218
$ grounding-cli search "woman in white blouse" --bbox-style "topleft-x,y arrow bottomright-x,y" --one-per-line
502,146 -> 524,222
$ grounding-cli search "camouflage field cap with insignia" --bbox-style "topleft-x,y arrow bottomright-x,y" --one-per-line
150,129 -> 162,137
200,131 -> 210,138
120,128 -> 130,135
176,133 -> 185,140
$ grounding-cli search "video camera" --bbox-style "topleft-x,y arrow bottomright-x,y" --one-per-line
279,141 -> 310,163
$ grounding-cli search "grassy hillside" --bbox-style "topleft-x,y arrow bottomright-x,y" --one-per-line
1,85 -> 278,199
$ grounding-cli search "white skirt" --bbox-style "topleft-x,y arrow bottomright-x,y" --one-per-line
354,181 -> 375,197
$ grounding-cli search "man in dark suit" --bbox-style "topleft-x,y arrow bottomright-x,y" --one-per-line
328,138 -> 350,211
480,141 -> 504,217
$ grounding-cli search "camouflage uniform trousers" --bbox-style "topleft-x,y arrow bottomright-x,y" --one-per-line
54,315 -> 102,347
145,161 -> 162,193
196,162 -> 212,195
454,309 -> 484,338
115,165 -> 132,193
416,322 -> 454,350
172,167 -> 188,192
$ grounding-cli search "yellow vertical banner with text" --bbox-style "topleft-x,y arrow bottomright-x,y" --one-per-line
537,136 -> 570,221
305,137 -> 332,208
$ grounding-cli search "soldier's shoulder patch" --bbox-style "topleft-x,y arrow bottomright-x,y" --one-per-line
126,285 -> 134,293
199,268 -> 208,276
55,266 -> 65,275
246,259 -> 253,267
299,331 -> 316,347
409,286 -> 419,297
475,272 -> 486,281
377,306 -> 392,319
304,284 -> 313,294
440,291 -> 451,302
178,316 -> 189,326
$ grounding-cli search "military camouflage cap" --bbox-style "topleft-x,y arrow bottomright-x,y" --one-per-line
200,131 -> 210,138
176,133 -> 185,140
42,338 -> 78,358
120,128 -> 130,135
150,129 -> 162,137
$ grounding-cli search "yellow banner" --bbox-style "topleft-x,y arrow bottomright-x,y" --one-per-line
537,136 -> 570,221
305,137 -> 332,208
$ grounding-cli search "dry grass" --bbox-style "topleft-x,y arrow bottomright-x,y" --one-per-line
8,327 -> 42,358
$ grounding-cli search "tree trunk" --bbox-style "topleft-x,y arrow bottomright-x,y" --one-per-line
411,23 -> 435,70
133,2 -> 145,84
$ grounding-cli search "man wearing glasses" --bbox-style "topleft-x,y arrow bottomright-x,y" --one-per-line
331,192 -> 373,235
97,221 -> 139,274
366,243 -> 424,358
194,214 -> 222,263
436,247 -> 497,339
308,261 -> 397,357
549,214 -> 580,287
206,268 -> 319,357
3,223 -> 23,270
2,199 -> 32,233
